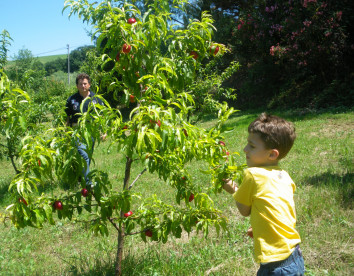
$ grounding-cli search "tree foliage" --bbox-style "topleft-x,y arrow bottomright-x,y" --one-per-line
4,1 -> 243,275
195,0 -> 354,108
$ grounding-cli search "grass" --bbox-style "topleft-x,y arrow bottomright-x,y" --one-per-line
0,108 -> 353,275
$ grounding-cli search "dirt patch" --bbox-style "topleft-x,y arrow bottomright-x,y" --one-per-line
316,119 -> 354,138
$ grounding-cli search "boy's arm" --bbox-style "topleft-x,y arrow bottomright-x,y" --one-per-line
236,201 -> 251,217
223,179 -> 251,217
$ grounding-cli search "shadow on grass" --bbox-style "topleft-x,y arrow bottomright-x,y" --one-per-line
303,171 -> 354,209
0,177 -> 12,205
64,252 -> 164,276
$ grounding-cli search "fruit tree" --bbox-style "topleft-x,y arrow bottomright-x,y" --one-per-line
4,1 -> 244,275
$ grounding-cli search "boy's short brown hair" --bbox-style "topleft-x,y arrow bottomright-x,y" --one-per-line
76,73 -> 91,85
248,113 -> 296,160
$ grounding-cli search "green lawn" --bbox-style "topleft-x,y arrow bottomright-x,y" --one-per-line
0,108 -> 353,275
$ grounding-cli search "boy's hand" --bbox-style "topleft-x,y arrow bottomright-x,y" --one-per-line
222,179 -> 238,194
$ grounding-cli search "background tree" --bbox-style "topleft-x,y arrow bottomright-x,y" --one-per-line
227,0 -> 354,108
0,30 -> 13,69
67,45 -> 96,72
44,57 -> 66,75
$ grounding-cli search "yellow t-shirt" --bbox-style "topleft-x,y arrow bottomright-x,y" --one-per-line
233,166 -> 301,263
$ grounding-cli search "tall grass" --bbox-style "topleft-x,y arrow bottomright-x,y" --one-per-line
0,108 -> 352,275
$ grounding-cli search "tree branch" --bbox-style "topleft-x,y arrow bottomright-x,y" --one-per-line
0,143 -> 8,149
108,217 -> 120,231
128,168 -> 147,190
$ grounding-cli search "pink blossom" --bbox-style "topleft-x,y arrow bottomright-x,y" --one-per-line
336,11 -> 342,21
270,46 -> 275,56
303,0 -> 317,8
303,20 -> 312,27
238,24 -> 242,30
265,6 -> 275,13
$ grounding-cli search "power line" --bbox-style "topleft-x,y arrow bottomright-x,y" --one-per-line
34,44 -> 93,57
34,47 -> 67,57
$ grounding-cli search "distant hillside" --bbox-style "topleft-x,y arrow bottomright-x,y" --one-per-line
7,54 -> 67,66
36,54 -> 67,63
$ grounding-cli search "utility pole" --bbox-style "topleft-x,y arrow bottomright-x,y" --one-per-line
67,44 -> 70,85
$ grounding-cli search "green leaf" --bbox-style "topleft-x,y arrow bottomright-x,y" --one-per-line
43,204 -> 55,225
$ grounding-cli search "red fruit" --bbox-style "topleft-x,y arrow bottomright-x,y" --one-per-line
247,228 -> 253,238
226,151 -> 230,156
190,51 -> 198,60
189,193 -> 194,202
127,18 -> 137,24
218,141 -> 226,146
145,229 -> 153,237
54,201 -> 63,210
38,159 -> 41,166
129,95 -> 135,103
124,211 -> 133,217
183,128 -> 188,137
122,43 -> 132,54
210,45 -> 219,56
123,125 -> 128,130
116,52 -> 120,61
156,120 -> 161,127
181,176 -> 186,181
135,71 -> 140,78
81,188 -> 88,197
19,197 -> 28,206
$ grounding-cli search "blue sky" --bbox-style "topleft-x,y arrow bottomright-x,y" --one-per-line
0,0 -> 94,58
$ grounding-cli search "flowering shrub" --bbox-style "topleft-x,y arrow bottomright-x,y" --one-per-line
232,0 -> 353,108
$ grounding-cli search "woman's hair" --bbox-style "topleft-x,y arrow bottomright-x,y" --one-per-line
248,113 -> 296,160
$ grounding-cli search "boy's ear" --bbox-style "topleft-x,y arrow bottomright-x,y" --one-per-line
269,149 -> 279,160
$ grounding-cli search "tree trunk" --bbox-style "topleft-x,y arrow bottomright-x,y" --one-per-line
6,139 -> 19,174
115,157 -> 133,276
115,215 -> 125,276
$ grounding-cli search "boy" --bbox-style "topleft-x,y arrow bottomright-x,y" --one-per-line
223,113 -> 304,275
